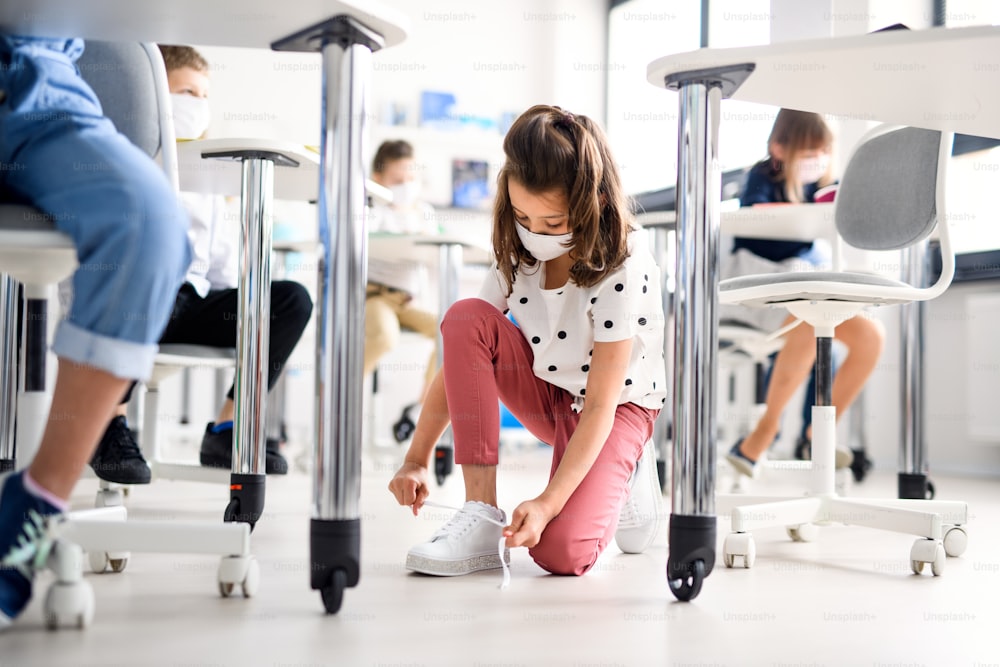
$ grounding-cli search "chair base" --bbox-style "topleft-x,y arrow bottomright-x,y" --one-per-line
59,505 -> 261,598
717,488 -> 968,575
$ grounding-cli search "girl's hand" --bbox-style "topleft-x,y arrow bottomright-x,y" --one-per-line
388,461 -> 430,515
503,498 -> 558,549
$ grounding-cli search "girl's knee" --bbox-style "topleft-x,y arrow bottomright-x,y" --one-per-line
528,529 -> 601,576
274,281 -> 314,324
441,298 -> 494,334
842,315 -> 885,355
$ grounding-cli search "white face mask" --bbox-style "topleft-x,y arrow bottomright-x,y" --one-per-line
170,93 -> 211,140
389,181 -> 421,208
516,224 -> 572,261
796,155 -> 830,185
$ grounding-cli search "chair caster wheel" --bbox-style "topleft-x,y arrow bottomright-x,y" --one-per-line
910,539 -> 945,576
320,569 -> 348,613
786,523 -> 819,542
723,532 -> 756,569
434,445 -> 453,486
218,555 -> 260,597
667,559 -> 706,601
44,580 -> 95,630
943,526 -> 967,557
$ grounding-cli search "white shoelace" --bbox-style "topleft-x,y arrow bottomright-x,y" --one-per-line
422,501 -> 510,590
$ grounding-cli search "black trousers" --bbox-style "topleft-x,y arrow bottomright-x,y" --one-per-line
121,281 -> 313,405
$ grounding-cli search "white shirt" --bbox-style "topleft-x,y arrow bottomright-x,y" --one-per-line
478,230 -> 667,412
367,201 -> 438,295
182,191 -> 239,296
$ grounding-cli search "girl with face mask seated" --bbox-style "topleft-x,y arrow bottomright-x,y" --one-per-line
722,109 -> 884,478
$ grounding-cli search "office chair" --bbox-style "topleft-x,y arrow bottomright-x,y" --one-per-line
0,41 -> 257,629
717,125 -> 968,575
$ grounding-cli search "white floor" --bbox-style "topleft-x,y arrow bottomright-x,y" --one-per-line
2,442 -> 999,667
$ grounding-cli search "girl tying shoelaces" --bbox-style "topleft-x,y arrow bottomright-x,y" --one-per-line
389,104 -> 667,577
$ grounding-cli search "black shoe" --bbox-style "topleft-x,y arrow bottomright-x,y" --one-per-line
199,423 -> 288,475
89,415 -> 151,485
794,435 -> 854,469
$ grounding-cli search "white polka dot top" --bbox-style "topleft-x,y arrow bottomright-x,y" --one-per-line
478,230 -> 667,412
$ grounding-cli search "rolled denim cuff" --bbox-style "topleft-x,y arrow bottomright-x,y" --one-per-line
52,320 -> 157,381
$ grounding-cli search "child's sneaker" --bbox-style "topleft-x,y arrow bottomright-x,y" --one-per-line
406,501 -> 508,576
1,471 -> 64,630
615,440 -> 665,554
726,439 -> 759,478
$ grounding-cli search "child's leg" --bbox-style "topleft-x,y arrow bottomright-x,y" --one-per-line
813,314 -> 884,437
363,292 -> 401,376
438,299 -> 565,502
1,38 -> 190,496
528,403 -> 655,576
28,361 -> 129,498
156,282 -> 312,420
740,315 -> 816,460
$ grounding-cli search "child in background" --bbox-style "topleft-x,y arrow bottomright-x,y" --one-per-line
0,34 -> 191,628
723,109 -> 884,477
365,140 -> 439,431
87,45 -> 313,481
389,105 -> 666,577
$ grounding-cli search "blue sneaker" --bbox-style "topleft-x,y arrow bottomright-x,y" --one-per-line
726,440 -> 759,478
0,471 -> 63,630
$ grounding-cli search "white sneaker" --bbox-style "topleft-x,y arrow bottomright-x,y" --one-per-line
406,501 -> 509,576
614,440 -> 665,554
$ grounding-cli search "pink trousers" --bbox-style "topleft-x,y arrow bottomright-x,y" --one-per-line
441,299 -> 658,575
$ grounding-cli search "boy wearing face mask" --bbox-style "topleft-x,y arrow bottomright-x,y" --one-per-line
87,45 -> 313,482
364,141 -> 440,429
722,109 -> 884,477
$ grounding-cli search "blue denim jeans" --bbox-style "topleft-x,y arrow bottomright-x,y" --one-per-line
0,35 -> 191,380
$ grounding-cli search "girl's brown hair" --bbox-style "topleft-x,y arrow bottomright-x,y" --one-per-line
492,104 -> 633,292
767,109 -> 834,202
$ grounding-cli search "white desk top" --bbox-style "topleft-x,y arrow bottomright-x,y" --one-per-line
178,138 -> 387,204
3,0 -> 407,49
647,25 -> 1000,139
177,138 -> 319,202
369,233 -> 493,267
638,203 -> 836,242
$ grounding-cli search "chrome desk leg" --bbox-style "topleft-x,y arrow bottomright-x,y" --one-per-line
0,274 -> 17,472
273,15 -> 383,615
666,81 -> 721,602
223,156 -> 274,529
431,243 -> 462,486
662,63 -> 752,602
899,241 -> 930,499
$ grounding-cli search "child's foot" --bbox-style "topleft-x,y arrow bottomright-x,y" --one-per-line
89,415 -> 151,485
794,436 -> 855,469
726,440 -> 759,478
1,471 -> 65,629
199,422 -> 288,475
406,501 -> 508,576
615,440 -> 664,554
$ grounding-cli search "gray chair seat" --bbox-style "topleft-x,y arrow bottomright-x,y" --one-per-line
0,204 -> 76,287
722,270 -> 907,291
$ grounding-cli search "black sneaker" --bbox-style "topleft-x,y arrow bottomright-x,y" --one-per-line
89,416 -> 151,485
199,423 -> 288,475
